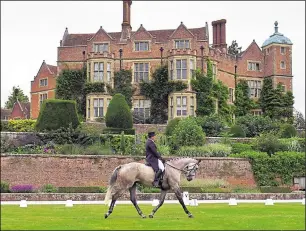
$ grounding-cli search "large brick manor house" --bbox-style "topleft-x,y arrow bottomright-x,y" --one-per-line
30,0 -> 293,121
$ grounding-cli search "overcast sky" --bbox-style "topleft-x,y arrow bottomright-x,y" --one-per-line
1,1 -> 305,115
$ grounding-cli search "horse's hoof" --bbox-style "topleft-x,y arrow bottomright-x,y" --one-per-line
149,214 -> 154,218
104,214 -> 108,219
188,214 -> 194,218
141,215 -> 146,219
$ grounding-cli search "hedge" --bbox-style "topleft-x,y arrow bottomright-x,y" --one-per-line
0,119 -> 36,132
102,127 -> 135,135
35,99 -> 80,131
57,186 -> 107,193
230,151 -> 305,186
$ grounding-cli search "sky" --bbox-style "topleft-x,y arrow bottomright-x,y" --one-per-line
1,1 -> 305,116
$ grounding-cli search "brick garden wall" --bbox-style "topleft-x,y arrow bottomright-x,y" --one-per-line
1,154 -> 256,188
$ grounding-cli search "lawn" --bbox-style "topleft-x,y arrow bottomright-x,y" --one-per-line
1,203 -> 305,230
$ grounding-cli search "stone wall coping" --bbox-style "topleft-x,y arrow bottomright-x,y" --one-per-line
0,154 -> 248,161
1,192 -> 304,201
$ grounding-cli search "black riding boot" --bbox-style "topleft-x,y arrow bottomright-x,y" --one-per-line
152,169 -> 163,187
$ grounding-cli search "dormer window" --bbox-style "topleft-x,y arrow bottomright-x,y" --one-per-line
175,40 -> 190,49
94,43 -> 109,53
135,42 -> 149,51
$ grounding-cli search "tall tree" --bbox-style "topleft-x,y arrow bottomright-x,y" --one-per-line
140,65 -> 187,124
293,109 -> 305,129
55,68 -> 86,115
259,78 -> 294,122
5,86 -> 29,109
228,40 -> 242,56
234,80 -> 254,116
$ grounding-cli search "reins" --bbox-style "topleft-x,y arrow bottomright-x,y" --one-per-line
165,162 -> 197,174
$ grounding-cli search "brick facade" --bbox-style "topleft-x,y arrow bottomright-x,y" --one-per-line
30,1 -> 293,121
0,155 -> 256,188
30,61 -> 57,119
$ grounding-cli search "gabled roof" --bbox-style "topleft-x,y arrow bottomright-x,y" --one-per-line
239,40 -> 262,57
169,22 -> 194,38
131,24 -> 154,39
88,26 -> 115,42
12,100 -> 30,118
60,25 -> 207,46
34,60 -> 57,79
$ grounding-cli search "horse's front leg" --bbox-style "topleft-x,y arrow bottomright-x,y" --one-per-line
174,187 -> 193,218
149,189 -> 167,218
129,184 -> 146,218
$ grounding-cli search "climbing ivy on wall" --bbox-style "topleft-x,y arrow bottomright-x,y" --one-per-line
230,151 -> 305,186
139,65 -> 187,124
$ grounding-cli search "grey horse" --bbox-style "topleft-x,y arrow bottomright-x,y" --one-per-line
104,157 -> 200,219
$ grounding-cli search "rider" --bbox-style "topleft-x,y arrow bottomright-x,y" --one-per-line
145,131 -> 166,187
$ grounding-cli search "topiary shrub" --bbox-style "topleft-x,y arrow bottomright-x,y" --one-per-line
105,94 -> 132,129
172,117 -> 205,147
280,124 -> 297,138
35,99 -> 80,131
165,118 -> 181,136
229,125 -> 246,138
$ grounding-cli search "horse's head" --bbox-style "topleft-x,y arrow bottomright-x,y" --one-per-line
183,159 -> 201,181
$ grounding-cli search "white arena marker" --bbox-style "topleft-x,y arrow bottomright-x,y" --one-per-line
228,198 -> 237,206
20,200 -> 27,208
189,199 -> 198,206
302,198 -> 305,205
65,200 -> 73,207
152,199 -> 159,206
183,191 -> 190,205
265,199 -> 274,205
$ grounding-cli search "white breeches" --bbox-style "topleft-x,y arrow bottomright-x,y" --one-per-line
158,159 -> 165,172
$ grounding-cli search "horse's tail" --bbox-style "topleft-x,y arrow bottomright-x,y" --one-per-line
104,165 -> 121,206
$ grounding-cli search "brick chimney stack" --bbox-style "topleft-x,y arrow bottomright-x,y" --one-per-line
212,19 -> 227,51
121,0 -> 132,41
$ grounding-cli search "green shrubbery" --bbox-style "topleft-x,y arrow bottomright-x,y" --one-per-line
236,115 -> 279,137
41,184 -> 58,193
105,94 -> 133,129
1,181 -> 10,193
280,124 -> 297,138
231,142 -> 253,154
35,99 -> 80,131
1,119 -> 36,132
176,144 -> 231,157
172,117 -> 205,147
229,125 -> 246,138
195,115 -> 226,137
230,151 -> 304,186
165,118 -> 181,136
252,132 -> 283,156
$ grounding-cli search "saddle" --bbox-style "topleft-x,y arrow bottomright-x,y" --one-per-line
145,161 -> 165,187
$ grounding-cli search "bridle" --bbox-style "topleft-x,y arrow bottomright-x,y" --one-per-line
165,162 -> 198,175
